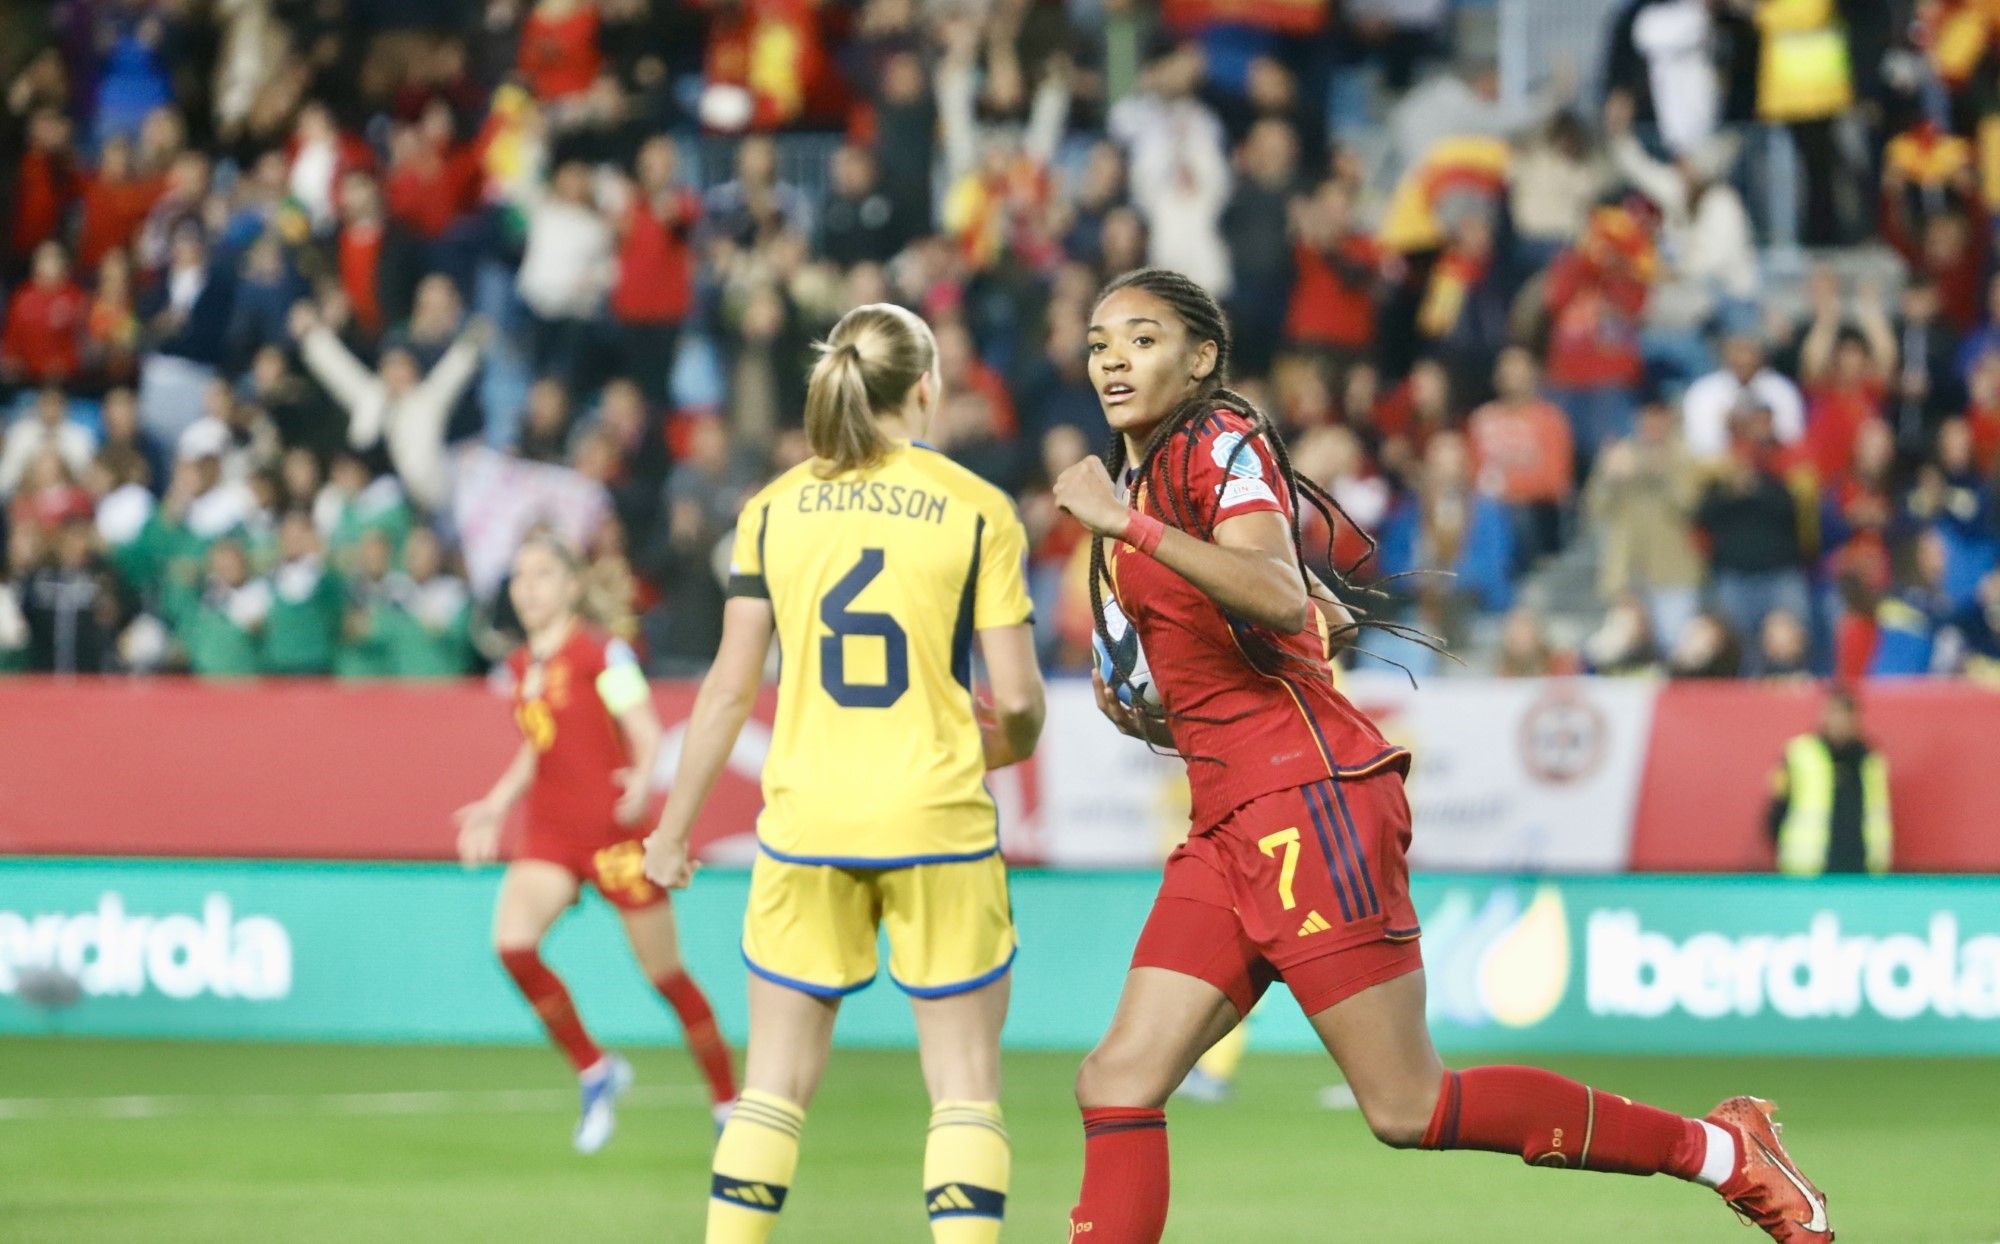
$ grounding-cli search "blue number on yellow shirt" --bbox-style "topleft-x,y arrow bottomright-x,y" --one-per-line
819,549 -> 909,708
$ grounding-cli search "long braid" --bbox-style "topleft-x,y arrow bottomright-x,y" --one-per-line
1087,268 -> 1445,721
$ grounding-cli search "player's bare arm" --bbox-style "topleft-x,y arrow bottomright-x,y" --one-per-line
609,701 -> 662,828
1053,457 -> 1309,634
643,596 -> 774,888
455,741 -> 536,866
1305,569 -> 1359,654
974,622 -> 1045,768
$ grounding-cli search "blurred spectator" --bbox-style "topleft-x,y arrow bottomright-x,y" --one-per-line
703,136 -> 812,250
1283,179 -> 1382,366
1869,526 -> 1957,677
1542,202 -> 1654,465
1379,431 -> 1515,648
1767,688 -> 1890,876
817,144 -> 905,270
1757,608 -> 1812,679
21,515 -> 123,674
294,306 -> 487,510
1667,609 -> 1741,678
1223,119 -> 1302,377
1753,0 -> 1856,246
1699,414 -> 1810,664
1581,593 -> 1660,676
173,536 -> 265,678
261,509 -> 344,675
642,416 -> 757,670
387,525 -> 475,677
1947,568 -> 2000,682
1605,94 -> 1755,378
0,388 -> 97,500
76,135 -> 164,275
1610,0 -> 1722,156
1493,606 -> 1575,677
3,242 -> 89,388
10,108 -> 82,267
517,0 -> 603,105
516,159 -> 614,385
1796,279 -> 1893,482
1584,402 -> 1706,646
83,250 -> 144,389
336,528 -> 401,678
1682,332 -> 1806,461
1890,279 -> 1961,461
383,276 -> 482,444
1110,43 -> 1230,294
1466,347 -> 1573,567
1906,420 -> 1999,609
1511,112 -> 1608,271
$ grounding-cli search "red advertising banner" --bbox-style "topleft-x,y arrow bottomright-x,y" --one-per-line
2,678 -> 1992,871
1629,681 -> 2000,873
0,680 -> 777,861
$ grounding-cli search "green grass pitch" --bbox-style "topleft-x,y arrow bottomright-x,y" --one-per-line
3,1038 -> 1995,1243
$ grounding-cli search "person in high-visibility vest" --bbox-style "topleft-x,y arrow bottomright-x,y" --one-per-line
1766,688 -> 1891,876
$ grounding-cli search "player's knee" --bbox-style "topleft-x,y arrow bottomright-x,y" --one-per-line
1361,1102 -> 1429,1149
494,935 -> 540,962
1074,1040 -> 1170,1110
1356,1082 -> 1440,1149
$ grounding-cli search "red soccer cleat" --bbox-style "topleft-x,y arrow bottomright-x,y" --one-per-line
1706,1096 -> 1833,1243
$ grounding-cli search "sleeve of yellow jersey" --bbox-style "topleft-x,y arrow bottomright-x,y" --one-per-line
725,498 -> 771,600
974,501 -> 1035,630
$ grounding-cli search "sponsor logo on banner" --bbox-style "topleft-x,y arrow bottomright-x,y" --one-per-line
1587,911 -> 2000,1022
0,892 -> 292,1001
1425,884 -> 1571,1030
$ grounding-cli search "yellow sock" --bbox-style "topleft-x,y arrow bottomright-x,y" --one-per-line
1196,1019 -> 1249,1083
923,1100 -> 1009,1243
707,1089 -> 805,1244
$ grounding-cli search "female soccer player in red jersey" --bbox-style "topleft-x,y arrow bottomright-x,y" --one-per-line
455,533 -> 737,1153
1052,269 -> 1832,1243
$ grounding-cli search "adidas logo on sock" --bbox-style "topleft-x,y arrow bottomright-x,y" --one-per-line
1297,910 -> 1332,937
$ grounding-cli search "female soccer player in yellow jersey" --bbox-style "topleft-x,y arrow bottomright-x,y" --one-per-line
642,303 -> 1046,1244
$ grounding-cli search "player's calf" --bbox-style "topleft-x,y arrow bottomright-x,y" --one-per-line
709,1089 -> 806,1244
924,1101 -> 1008,1244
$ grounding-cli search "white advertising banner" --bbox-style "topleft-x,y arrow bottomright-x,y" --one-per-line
1344,675 -> 1658,873
1031,677 -> 1657,872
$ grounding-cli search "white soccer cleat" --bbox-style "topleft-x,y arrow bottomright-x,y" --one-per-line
573,1054 -> 634,1155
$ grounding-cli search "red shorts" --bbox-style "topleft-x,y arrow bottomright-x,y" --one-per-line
520,832 -> 668,912
1131,772 -> 1423,1017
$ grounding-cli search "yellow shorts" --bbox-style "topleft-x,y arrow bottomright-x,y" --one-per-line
741,850 -> 1016,998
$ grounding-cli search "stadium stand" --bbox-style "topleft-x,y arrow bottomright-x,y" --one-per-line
2,0 -> 1997,684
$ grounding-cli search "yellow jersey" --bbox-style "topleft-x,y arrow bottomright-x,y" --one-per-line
727,442 -> 1034,865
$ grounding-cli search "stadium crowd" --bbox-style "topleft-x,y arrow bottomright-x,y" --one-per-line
3,0 -> 2000,683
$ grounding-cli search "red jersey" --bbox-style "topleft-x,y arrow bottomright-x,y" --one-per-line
610,190 -> 699,324
1107,408 -> 1408,833
518,6 -> 602,102
507,625 -> 637,842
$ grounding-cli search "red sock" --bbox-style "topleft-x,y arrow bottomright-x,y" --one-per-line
1068,1107 -> 1169,1244
652,970 -> 737,1106
499,948 -> 603,1073
1422,1066 -> 1705,1178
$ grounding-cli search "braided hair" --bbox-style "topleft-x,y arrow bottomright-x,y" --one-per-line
1086,269 -> 1428,739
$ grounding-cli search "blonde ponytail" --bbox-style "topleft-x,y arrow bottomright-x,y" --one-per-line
803,303 -> 937,477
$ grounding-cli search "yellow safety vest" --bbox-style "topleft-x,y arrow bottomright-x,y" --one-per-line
1755,0 -> 1853,122
1776,735 -> 1890,877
